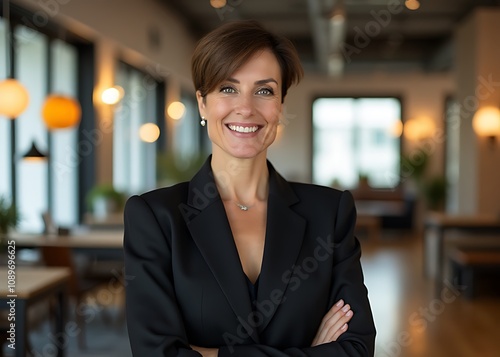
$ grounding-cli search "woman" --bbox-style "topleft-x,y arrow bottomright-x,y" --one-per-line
124,20 -> 376,356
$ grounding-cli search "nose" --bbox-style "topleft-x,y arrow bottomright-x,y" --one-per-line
234,93 -> 254,118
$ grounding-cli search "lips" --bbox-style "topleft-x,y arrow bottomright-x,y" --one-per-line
226,124 -> 260,133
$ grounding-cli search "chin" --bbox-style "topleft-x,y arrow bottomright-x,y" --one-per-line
230,152 -> 261,160
226,147 -> 266,160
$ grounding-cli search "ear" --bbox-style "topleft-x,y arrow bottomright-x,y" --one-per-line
196,90 -> 206,118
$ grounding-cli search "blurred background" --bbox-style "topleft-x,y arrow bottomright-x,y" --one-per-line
1,0 -> 500,356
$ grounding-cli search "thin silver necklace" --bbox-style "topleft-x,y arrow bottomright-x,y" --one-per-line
235,202 -> 252,211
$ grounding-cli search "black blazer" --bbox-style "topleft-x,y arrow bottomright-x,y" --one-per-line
124,157 -> 376,356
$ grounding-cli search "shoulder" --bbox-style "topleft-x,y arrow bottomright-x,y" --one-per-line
286,182 -> 356,223
289,181 -> 353,205
125,182 -> 190,214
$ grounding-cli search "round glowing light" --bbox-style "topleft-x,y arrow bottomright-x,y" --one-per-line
473,106 -> 500,137
101,86 -> 124,105
405,0 -> 420,11
167,101 -> 186,120
0,79 -> 30,118
42,95 -> 81,130
404,116 -> 435,141
210,0 -> 227,9
139,123 -> 160,143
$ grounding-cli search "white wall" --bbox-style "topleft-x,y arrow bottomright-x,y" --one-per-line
454,8 -> 500,215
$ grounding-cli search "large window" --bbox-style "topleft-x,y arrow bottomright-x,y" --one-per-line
113,62 -> 164,195
1,14 -> 84,232
313,97 -> 401,189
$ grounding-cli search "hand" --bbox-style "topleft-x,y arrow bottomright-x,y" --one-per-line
311,299 -> 353,346
190,345 -> 219,357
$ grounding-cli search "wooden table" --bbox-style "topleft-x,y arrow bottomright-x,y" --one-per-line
424,212 -> 500,296
9,230 -> 123,249
1,267 -> 70,357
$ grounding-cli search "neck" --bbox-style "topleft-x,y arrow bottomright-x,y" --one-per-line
211,150 -> 269,206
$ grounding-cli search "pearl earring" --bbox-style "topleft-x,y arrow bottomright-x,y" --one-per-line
200,117 -> 206,126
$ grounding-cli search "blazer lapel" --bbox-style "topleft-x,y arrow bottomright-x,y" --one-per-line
183,157 -> 260,343
256,163 -> 306,332
182,157 -> 306,340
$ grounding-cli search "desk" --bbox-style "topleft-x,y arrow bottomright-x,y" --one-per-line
424,213 -> 500,296
10,230 -> 123,249
0,267 -> 70,357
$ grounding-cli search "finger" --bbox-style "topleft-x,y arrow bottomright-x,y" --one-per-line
315,305 -> 350,344
323,310 -> 354,343
326,309 -> 353,340
323,299 -> 344,321
331,323 -> 348,341
315,307 -> 353,345
314,305 -> 350,345
315,300 -> 344,340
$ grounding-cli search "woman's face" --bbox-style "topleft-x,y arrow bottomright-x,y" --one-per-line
197,49 -> 283,160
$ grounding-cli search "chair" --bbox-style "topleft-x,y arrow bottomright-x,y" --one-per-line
40,245 -> 106,349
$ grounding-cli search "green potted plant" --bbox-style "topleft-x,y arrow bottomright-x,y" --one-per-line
400,147 -> 429,184
422,175 -> 448,212
0,196 -> 20,245
156,152 -> 206,186
86,184 -> 125,219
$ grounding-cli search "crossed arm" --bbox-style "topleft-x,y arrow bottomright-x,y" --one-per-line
192,299 -> 354,356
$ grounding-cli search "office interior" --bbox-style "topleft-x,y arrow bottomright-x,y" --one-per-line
1,0 -> 500,356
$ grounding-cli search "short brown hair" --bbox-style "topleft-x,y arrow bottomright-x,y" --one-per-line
191,20 -> 303,103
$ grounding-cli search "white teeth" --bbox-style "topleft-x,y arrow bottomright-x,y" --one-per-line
228,125 -> 259,133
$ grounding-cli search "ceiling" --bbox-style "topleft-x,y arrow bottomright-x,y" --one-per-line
159,0 -> 500,75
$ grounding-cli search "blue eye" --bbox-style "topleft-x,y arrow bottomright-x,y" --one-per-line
220,86 -> 236,94
257,88 -> 274,96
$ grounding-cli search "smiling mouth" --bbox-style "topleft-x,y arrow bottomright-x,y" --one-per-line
227,124 -> 260,133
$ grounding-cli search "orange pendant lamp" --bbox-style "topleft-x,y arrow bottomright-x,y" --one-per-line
42,94 -> 81,130
0,79 -> 30,119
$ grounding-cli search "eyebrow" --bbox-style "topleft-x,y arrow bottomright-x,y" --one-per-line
226,77 -> 278,86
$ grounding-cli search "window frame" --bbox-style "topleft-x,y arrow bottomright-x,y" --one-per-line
1,3 -> 94,228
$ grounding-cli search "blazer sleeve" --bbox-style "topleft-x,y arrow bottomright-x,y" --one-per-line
217,191 -> 376,357
123,195 -> 201,357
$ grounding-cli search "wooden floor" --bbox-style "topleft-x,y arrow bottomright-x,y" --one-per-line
360,231 -> 500,357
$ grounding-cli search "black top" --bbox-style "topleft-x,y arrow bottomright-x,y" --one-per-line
246,275 -> 260,306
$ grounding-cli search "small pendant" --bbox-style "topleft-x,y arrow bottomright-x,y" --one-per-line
236,203 -> 249,211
